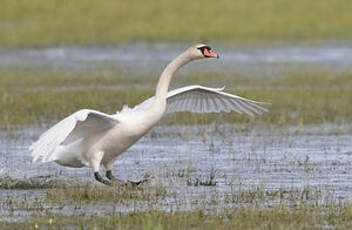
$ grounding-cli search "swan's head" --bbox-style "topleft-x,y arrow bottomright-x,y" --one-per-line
188,44 -> 219,60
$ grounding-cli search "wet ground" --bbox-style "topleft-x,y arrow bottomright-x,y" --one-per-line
1,124 -> 352,221
1,42 -> 352,222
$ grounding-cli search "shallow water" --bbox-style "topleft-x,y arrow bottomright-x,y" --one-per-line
1,42 -> 352,221
1,43 -> 352,71
1,124 -> 352,220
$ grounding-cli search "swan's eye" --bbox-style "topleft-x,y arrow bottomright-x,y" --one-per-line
199,46 -> 218,58
197,46 -> 211,53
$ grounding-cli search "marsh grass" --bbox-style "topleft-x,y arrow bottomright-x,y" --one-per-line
1,66 -> 351,127
2,87 -> 351,126
1,0 -> 352,47
0,66 -> 149,90
187,167 -> 217,187
2,185 -> 352,230
0,175 -> 76,189
45,182 -> 167,204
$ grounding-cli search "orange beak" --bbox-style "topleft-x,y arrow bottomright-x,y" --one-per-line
203,49 -> 219,58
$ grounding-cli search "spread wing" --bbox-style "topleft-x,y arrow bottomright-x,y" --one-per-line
136,85 -> 268,116
30,109 -> 119,163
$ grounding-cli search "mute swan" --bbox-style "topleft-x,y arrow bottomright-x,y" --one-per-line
30,44 -> 268,185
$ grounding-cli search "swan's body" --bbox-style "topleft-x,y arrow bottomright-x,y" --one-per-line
30,44 -> 268,184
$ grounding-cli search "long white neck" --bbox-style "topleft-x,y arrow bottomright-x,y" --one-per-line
151,51 -> 193,114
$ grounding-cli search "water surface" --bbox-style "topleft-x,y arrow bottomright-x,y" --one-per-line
1,124 -> 351,220
1,43 -> 352,71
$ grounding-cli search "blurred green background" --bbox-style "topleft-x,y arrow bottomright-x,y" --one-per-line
1,0 -> 351,47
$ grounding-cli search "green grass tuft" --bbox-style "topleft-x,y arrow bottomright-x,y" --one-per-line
0,66 -> 351,127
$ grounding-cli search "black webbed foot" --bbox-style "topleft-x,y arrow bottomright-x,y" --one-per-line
106,170 -> 149,186
106,170 -> 125,183
94,172 -> 111,185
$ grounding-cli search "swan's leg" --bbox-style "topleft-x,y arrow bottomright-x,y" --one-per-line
90,151 -> 111,185
104,160 -> 125,184
94,172 -> 111,185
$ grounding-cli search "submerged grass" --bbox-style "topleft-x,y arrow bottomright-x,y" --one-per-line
45,182 -> 167,204
2,183 -> 352,230
0,175 -> 77,189
1,0 -> 352,47
0,66 -> 351,127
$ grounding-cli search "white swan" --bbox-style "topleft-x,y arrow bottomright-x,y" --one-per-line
30,44 -> 268,185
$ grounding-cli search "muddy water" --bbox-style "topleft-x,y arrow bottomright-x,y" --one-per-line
1,124 -> 352,220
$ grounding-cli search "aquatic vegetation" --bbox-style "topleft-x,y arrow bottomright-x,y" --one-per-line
0,65 -> 351,127
1,185 -> 352,229
0,175 -> 76,189
45,181 -> 167,204
187,167 -> 217,187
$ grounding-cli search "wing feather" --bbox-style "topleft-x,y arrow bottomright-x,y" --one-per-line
203,94 -> 211,113
218,96 -> 232,113
144,85 -> 267,115
30,109 -> 119,163
241,100 -> 263,115
133,85 -> 268,116
227,99 -> 244,114
211,95 -> 222,112
201,97 -> 207,113
209,96 -> 218,113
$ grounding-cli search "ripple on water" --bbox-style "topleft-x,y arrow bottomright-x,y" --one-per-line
1,123 -> 352,220
1,43 -> 352,71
